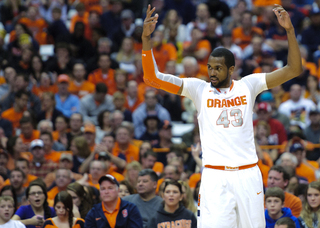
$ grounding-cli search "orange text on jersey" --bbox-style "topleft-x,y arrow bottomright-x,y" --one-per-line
157,219 -> 192,228
207,96 -> 247,108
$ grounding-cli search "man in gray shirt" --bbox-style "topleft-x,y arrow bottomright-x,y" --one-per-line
123,169 -> 163,228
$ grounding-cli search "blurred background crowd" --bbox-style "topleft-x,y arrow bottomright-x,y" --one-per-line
0,0 -> 320,227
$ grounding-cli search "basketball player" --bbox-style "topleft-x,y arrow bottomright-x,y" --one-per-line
142,4 -> 302,228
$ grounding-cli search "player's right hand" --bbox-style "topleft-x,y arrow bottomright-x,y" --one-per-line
142,4 -> 158,38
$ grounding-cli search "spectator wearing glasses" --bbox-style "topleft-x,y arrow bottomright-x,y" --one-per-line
12,179 -> 55,228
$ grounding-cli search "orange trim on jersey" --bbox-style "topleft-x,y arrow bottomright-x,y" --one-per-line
142,50 -> 181,94
204,163 -> 256,171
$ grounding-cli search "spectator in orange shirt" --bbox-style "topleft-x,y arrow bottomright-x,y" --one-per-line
125,80 -> 143,113
183,27 -> 211,75
31,72 -> 58,97
3,158 -> 38,189
19,116 -> 40,145
289,142 -> 316,183
40,132 -> 62,164
112,126 -> 139,163
232,11 -> 264,50
1,90 -> 29,133
18,6 -> 48,45
47,168 -> 72,207
151,29 -> 177,72
69,62 -> 95,98
69,3 -> 89,35
88,54 -> 116,94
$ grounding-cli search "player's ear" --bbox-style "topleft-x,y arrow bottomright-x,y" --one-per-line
228,66 -> 235,76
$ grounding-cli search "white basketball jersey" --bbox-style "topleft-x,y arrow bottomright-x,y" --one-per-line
181,73 -> 267,167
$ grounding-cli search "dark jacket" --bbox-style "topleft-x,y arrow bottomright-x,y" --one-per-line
85,199 -> 143,228
265,207 -> 300,228
147,204 -> 197,228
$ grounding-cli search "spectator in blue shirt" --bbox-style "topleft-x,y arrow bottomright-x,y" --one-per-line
55,74 -> 80,118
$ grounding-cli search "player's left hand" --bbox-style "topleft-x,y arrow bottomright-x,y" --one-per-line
273,4 -> 294,31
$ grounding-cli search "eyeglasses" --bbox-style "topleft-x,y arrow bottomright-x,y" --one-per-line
29,191 -> 44,196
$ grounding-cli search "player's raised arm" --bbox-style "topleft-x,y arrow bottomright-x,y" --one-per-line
141,5 -> 184,95
265,5 -> 303,89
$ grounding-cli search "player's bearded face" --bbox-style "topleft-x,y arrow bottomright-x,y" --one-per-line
210,71 -> 230,88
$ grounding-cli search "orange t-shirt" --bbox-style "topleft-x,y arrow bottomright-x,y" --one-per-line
284,192 -> 302,218
153,162 -> 164,175
232,27 -> 264,50
307,160 -> 319,170
7,153 -> 32,170
1,108 -> 23,133
16,17 -> 48,44
252,0 -> 281,6
296,163 -> 316,183
47,186 -> 60,206
44,151 -> 62,164
257,159 -> 270,188
3,174 -> 38,188
69,12 -> 89,33
88,68 -> 116,94
152,43 -> 177,72
68,80 -> 95,98
102,197 -> 121,228
32,85 -> 58,97
188,173 -> 201,189
112,143 -> 139,163
0,76 -> 5,85
20,130 -> 40,144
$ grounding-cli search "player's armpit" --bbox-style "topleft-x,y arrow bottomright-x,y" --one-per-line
142,50 -> 183,95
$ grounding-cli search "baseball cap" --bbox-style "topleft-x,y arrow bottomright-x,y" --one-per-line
121,9 -> 134,19
57,74 -> 70,83
259,92 -> 274,102
30,139 -> 44,150
99,174 -> 119,186
60,153 -> 73,162
257,102 -> 272,112
289,143 -> 304,152
84,124 -> 96,133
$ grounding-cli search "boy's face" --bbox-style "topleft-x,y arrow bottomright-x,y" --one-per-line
0,200 -> 14,223
266,196 -> 283,216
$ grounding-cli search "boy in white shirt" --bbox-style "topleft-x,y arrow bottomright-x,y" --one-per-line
0,196 -> 25,228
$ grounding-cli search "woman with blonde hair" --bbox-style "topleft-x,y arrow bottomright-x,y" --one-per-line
125,161 -> 142,189
111,37 -> 138,74
70,136 -> 91,173
298,181 -> 320,228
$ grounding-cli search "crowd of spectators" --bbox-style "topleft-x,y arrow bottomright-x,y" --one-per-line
0,0 -> 320,227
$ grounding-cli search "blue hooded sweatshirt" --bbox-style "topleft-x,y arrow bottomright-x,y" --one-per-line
265,207 -> 300,228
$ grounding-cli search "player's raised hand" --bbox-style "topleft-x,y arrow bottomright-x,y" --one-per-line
142,4 -> 158,38
273,4 -> 294,31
